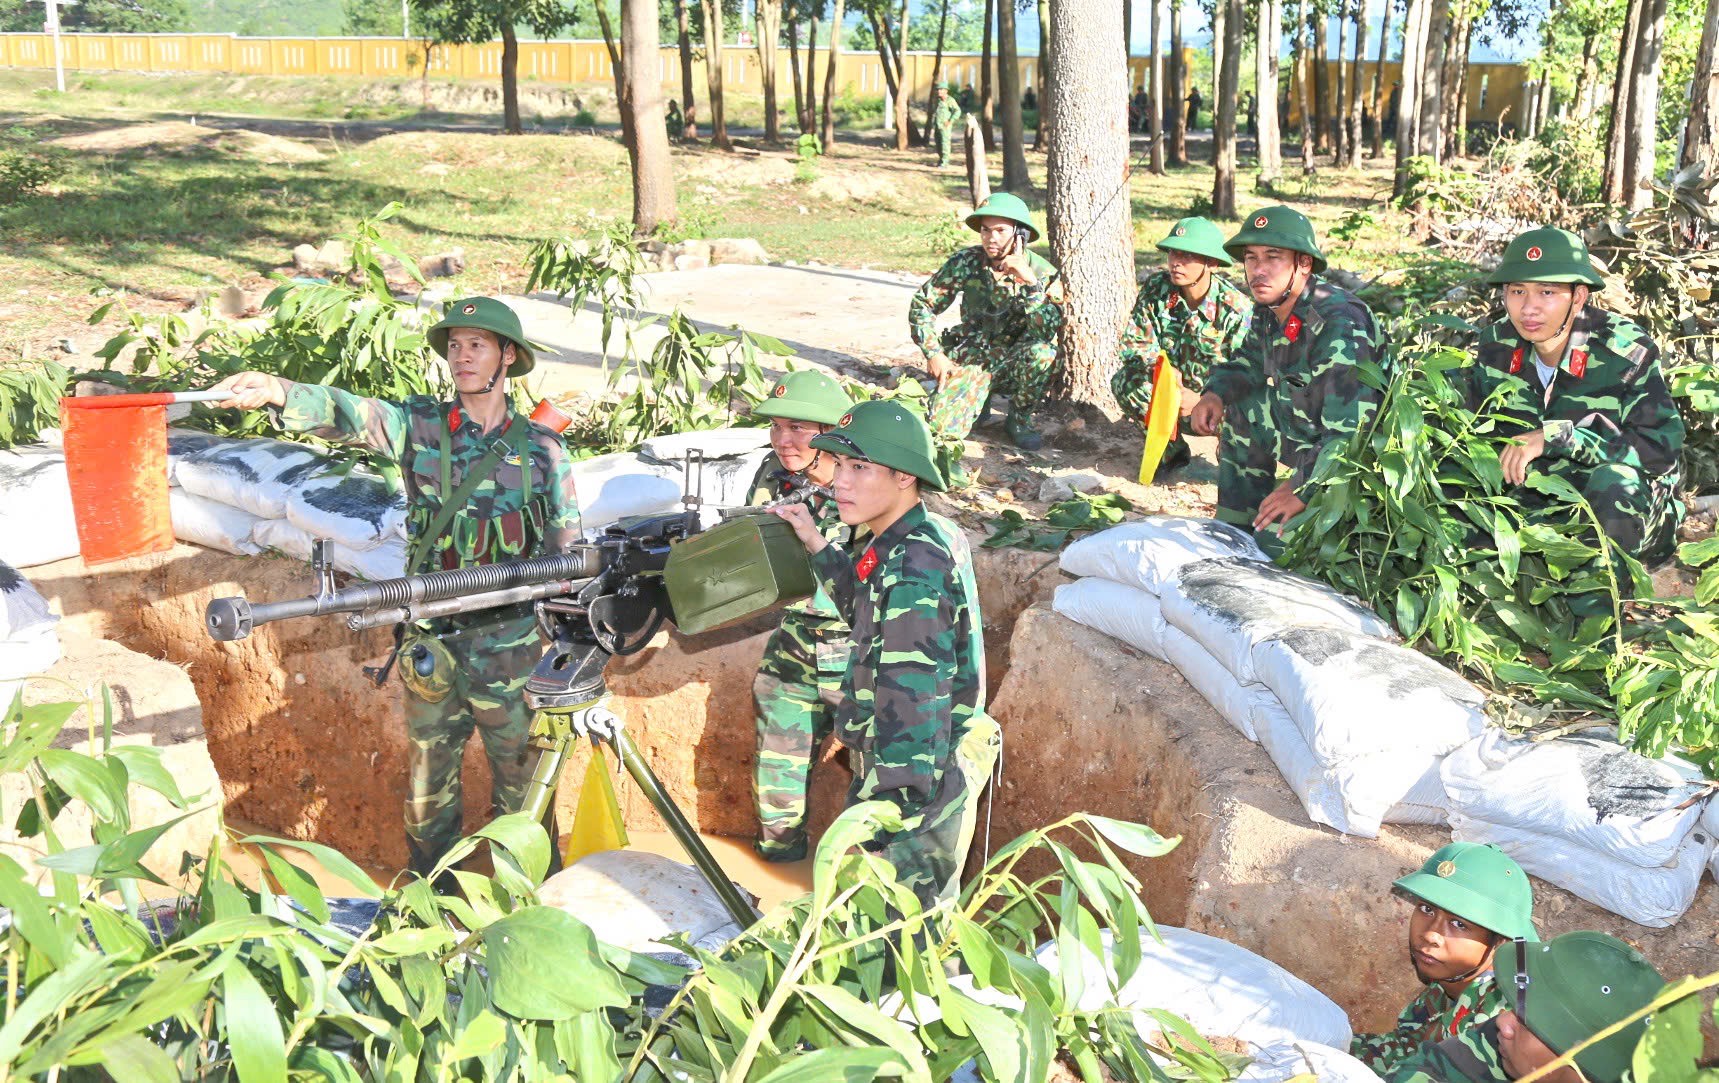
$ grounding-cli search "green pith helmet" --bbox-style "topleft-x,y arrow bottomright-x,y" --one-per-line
1485,227 -> 1606,290
751,369 -> 853,426
429,297 -> 537,378
936,80 -> 950,91
1158,216 -> 1234,266
1498,932 -> 1666,1083
1393,842 -> 1538,941
966,191 -> 1039,243
1224,205 -> 1328,273
810,400 -> 946,491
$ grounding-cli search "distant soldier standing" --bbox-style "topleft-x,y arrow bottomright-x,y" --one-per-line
772,402 -> 999,907
1463,227 -> 1684,566
211,298 -> 581,880
931,81 -> 962,168
747,370 -> 858,862
1189,205 -> 1386,532
1113,216 -> 1253,479
910,191 -> 1063,450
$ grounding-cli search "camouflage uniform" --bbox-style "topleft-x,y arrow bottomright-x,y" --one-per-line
809,502 -> 997,907
1352,974 -> 1507,1077
1202,276 -> 1385,528
1466,307 -> 1685,564
1388,1016 -> 1510,1083
910,245 -> 1063,441
749,452 -> 857,861
932,93 -> 963,166
277,383 -> 580,876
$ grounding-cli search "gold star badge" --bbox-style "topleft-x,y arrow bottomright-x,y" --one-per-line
1437,860 -> 1457,877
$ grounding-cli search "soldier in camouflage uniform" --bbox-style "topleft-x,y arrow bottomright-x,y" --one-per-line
772,401 -> 999,908
1189,205 -> 1386,532
1352,843 -> 1537,1077
747,370 -> 858,862
213,297 -> 581,879
1113,216 -> 1254,478
1390,932 -> 1665,1083
1464,227 -> 1685,565
911,191 -> 1063,450
930,81 -> 963,168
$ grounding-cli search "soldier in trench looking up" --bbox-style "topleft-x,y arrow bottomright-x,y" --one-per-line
1352,843 -> 1538,1077
1187,205 -> 1386,535
211,297 -> 581,883
770,402 -> 999,908
746,370 -> 860,863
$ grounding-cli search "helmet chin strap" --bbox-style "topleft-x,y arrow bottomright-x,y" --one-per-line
476,355 -> 507,395
1266,261 -> 1308,310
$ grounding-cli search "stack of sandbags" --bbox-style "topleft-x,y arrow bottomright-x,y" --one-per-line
636,427 -> 772,510
1441,729 -> 1717,927
0,560 -> 60,709
0,443 -> 80,569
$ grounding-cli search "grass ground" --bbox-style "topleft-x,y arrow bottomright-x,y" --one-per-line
0,67 -> 1423,357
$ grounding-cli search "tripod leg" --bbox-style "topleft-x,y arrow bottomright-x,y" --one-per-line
520,733 -> 573,853
608,730 -> 759,929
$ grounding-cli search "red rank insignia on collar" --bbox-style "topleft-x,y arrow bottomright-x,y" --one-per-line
1569,349 -> 1588,378
856,546 -> 879,580
1284,315 -> 1302,343
1509,346 -> 1524,375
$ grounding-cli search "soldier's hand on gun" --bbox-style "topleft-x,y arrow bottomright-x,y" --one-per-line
211,371 -> 289,411
771,502 -> 829,555
1189,391 -> 1225,436
926,351 -> 954,391
570,704 -> 622,741
1500,429 -> 1546,486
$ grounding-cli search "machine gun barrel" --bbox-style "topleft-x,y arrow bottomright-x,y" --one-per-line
205,548 -> 606,641
348,579 -> 582,631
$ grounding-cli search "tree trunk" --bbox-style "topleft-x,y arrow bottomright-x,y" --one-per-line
702,0 -> 732,149
1034,0 -> 1052,151
1313,6 -> 1331,153
980,0 -> 996,150
677,0 -> 699,140
1211,0 -> 1227,163
1574,34 -> 1599,120
1333,1 -> 1348,163
1369,0 -> 1391,157
756,0 -> 783,142
1622,0 -> 1670,210
1444,11 -> 1470,158
1257,0 -> 1281,181
1149,0 -> 1165,173
1296,0 -> 1315,172
1213,0 -> 1242,216
869,12 -> 900,103
788,18 -> 806,133
1603,0 -> 1644,201
500,23 -> 521,134
621,0 -> 676,235
1047,0 -> 1130,412
1416,0 -> 1447,163
806,8 -> 820,135
1168,0 -> 1187,164
820,0 -> 845,154
924,0 -> 950,144
999,0 -> 1031,188
1682,0 -> 1719,173
1124,0 -> 1133,66
966,114 -> 992,205
1345,0 -> 1364,167
1393,0 -> 1427,194
894,0 -> 912,150
595,3 -> 625,107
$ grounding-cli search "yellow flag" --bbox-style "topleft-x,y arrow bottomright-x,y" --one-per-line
1137,356 -> 1182,485
563,746 -> 629,866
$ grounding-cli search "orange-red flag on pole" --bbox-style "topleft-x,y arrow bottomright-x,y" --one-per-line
1136,357 -> 1182,486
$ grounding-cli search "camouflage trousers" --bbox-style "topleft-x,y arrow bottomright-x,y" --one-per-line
402,618 -> 541,878
934,124 -> 954,165
1213,380 -> 1283,530
1533,458 -> 1683,565
753,613 -> 851,860
929,331 -> 1060,441
859,712 -> 1001,909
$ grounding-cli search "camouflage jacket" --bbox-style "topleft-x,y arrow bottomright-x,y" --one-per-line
810,503 -> 986,817
747,452 -> 854,626
909,246 -> 1062,359
932,96 -> 963,129
1388,1016 -> 1508,1083
1203,276 -> 1386,495
278,384 -> 581,574
1353,974 -> 1506,1077
1466,307 -> 1684,485
1114,270 -> 1254,422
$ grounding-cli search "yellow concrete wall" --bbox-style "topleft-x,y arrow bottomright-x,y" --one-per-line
1282,60 -> 1527,127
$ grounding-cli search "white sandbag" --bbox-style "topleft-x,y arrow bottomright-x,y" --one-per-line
1052,577 -> 1170,661
175,438 -> 326,520
164,429 -> 228,485
1251,700 -> 1448,837
636,426 -> 771,461
1251,628 -> 1487,764
1033,926 -> 1352,1050
0,561 -> 56,642
1162,625 -> 1272,741
169,489 -> 263,556
637,428 -> 774,508
1449,813 -> 1714,928
0,445 -> 79,568
1440,729 -> 1712,870
251,518 -> 315,562
285,471 -> 407,552
333,539 -> 405,582
1162,558 -> 1399,685
569,453 -> 685,532
538,850 -> 752,954
1703,798 -> 1719,882
1059,517 -> 1268,596
1238,1040 -> 1384,1083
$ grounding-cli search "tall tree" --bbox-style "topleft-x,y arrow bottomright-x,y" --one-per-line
1621,0 -> 1670,210
594,4 -> 625,106
1313,3 -> 1332,153
1333,1 -> 1349,162
894,0 -> 912,149
1416,0 -> 1448,162
410,0 -> 577,135
1296,0 -> 1315,171
820,0 -> 846,153
1149,0 -> 1166,173
1213,0 -> 1243,215
1683,0 -> 1719,174
1441,2 -> 1470,159
999,0 -> 1031,188
756,0 -> 784,142
862,0 -> 913,150
676,0 -> 699,140
1211,0 -> 1226,163
788,12 -> 807,133
1168,0 -> 1188,163
1393,0 -> 1429,195
805,1 -> 822,135
1368,0 -> 1391,158
1344,0 -> 1364,168
1047,0 -> 1130,410
701,0 -> 733,149
620,0 -> 676,235
1257,0 -> 1282,182
1034,0 -> 1052,150
980,0 -> 997,149
924,0 -> 952,144
1603,0 -> 1647,203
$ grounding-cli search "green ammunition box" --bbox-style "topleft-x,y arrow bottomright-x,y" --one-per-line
664,512 -> 816,634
